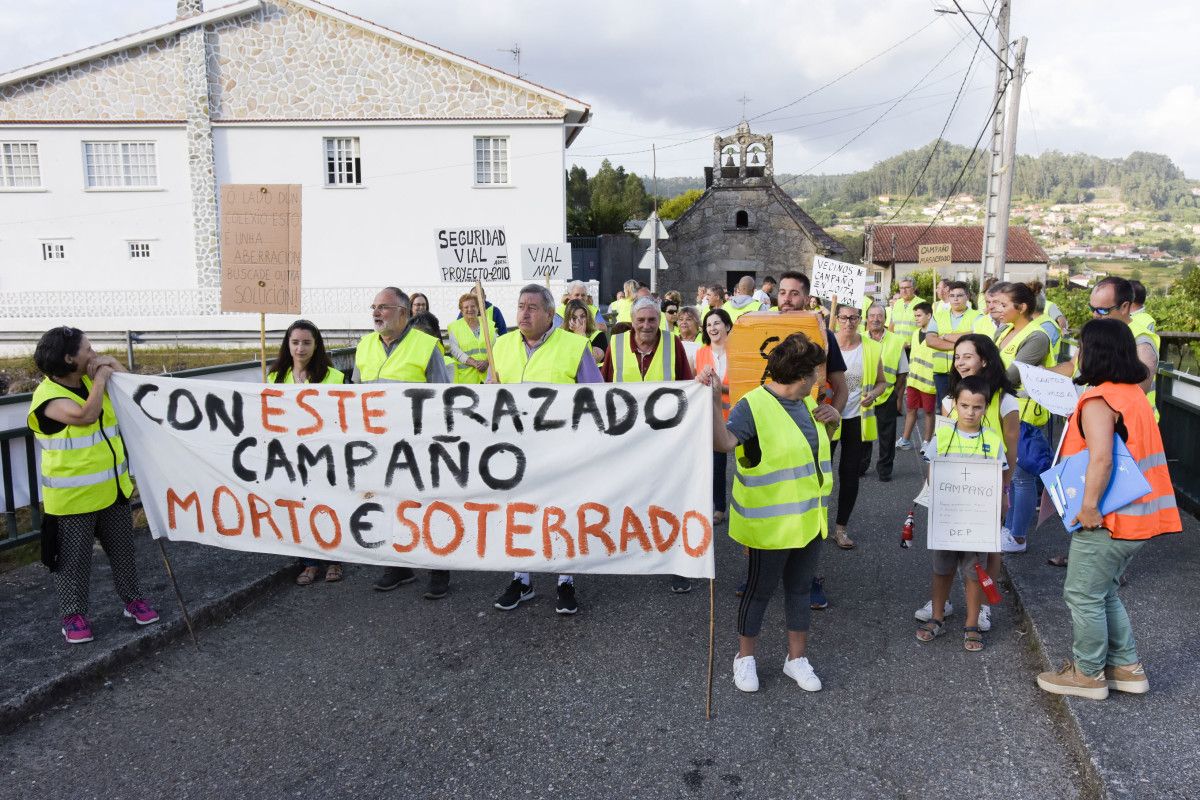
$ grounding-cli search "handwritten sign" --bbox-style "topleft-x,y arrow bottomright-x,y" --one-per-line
1015,362 -> 1081,417
927,456 -> 1003,552
219,184 -> 301,314
435,227 -> 510,283
107,374 -> 715,578
727,312 -> 827,406
520,242 -> 572,281
811,255 -> 866,304
918,243 -> 952,268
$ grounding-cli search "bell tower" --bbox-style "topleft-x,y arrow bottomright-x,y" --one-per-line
712,121 -> 773,187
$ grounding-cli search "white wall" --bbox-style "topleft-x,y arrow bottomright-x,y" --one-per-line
0,125 -> 193,292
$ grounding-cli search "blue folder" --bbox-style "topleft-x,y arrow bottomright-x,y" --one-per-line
1040,434 -> 1152,533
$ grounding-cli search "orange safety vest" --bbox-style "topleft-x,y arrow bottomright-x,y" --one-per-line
1059,382 -> 1181,540
695,345 -> 730,420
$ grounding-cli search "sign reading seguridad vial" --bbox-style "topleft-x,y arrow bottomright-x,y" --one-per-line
435,227 -> 510,283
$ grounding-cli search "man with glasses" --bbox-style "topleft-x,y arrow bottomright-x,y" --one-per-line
860,303 -> 908,482
886,277 -> 925,346
925,280 -> 988,405
355,287 -> 453,596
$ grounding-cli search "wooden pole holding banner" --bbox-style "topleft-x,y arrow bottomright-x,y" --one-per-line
157,539 -> 199,650
474,280 -> 498,382
259,312 -> 267,381
706,577 -> 715,720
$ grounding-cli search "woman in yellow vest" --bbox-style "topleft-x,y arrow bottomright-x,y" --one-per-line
561,298 -> 607,364
696,308 -> 733,524
267,320 -> 348,586
702,332 -> 832,694
28,327 -> 158,645
447,293 -> 496,384
992,281 -> 1054,554
1037,318 -> 1181,700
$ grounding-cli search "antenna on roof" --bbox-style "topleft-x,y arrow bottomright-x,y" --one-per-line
497,43 -> 522,78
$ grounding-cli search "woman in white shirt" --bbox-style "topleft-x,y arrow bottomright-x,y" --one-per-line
697,308 -> 733,523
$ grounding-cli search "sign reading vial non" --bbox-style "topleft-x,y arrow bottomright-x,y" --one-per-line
436,227 -> 509,283
520,243 -> 572,281
918,243 -> 952,269
927,456 -> 1003,552
219,184 -> 302,314
810,255 -> 866,303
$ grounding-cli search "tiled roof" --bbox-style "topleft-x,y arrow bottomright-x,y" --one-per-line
868,225 -> 1047,264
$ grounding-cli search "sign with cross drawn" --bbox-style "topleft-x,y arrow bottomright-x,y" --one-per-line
927,455 -> 1003,552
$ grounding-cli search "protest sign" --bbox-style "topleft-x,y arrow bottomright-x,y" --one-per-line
435,227 -> 510,283
520,243 -> 572,281
811,255 -> 866,304
727,312 -> 827,406
219,184 -> 301,314
107,374 -> 715,578
918,243 -> 952,269
1015,362 -> 1080,418
927,456 -> 1003,552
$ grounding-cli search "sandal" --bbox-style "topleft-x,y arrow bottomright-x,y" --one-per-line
713,511 -> 727,524
296,566 -> 318,586
324,564 -> 343,583
833,529 -> 856,550
963,626 -> 984,652
1047,555 -> 1069,568
915,619 -> 945,642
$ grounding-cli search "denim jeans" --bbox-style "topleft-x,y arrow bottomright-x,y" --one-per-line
933,372 -> 951,408
1063,529 -> 1146,675
1005,461 -> 1039,541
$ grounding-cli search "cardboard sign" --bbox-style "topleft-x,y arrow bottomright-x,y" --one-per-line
1015,362 -> 1080,418
435,227 -> 510,283
918,243 -> 952,269
811,256 -> 866,304
219,184 -> 301,314
727,312 -> 827,406
520,242 -> 572,281
927,456 -> 1003,552
107,374 -> 715,578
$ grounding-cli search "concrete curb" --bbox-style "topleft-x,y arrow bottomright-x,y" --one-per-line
0,559 -> 294,736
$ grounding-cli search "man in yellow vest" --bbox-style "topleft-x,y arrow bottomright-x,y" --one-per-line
603,297 -> 693,383
925,280 -> 985,405
887,277 -> 925,347
1129,279 -> 1156,333
859,303 -> 908,482
725,276 -> 763,322
490,283 -> 601,615
356,287 -> 452,597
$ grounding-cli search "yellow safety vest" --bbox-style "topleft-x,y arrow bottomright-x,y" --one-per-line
267,366 -> 345,384
730,387 -> 832,549
613,298 -> 634,324
930,307 -> 983,374
355,329 -> 439,383
27,376 -> 134,516
948,391 -> 1012,454
995,321 -> 1054,426
871,331 -> 906,405
833,337 -> 881,442
935,422 -> 1005,460
888,296 -> 926,342
611,331 -> 676,382
908,327 -> 938,395
725,299 -> 763,323
1131,308 -> 1156,334
492,327 -> 588,384
556,303 -> 601,322
1129,315 -> 1161,421
447,317 -> 496,385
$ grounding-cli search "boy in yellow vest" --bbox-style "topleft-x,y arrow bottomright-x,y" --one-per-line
898,302 -> 936,449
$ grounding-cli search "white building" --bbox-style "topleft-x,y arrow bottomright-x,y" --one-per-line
0,0 -> 590,333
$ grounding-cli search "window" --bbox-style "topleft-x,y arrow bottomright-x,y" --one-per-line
42,242 -> 66,261
324,137 -> 361,185
83,141 -> 157,188
129,242 -> 152,259
735,210 -> 749,229
1,142 -> 41,188
474,137 -> 509,185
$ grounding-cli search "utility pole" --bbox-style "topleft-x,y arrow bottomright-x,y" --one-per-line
992,36 -> 1026,282
979,0 -> 1011,285
650,142 -> 658,294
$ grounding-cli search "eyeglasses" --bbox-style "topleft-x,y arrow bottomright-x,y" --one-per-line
837,315 -> 860,322
369,304 -> 402,312
665,308 -> 679,314
1088,303 -> 1119,316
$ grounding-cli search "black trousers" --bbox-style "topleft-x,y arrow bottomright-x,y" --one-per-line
830,416 -> 863,527
860,397 -> 899,478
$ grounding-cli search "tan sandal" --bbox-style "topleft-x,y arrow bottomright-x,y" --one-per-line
916,619 -> 945,642
833,529 -> 856,550
324,564 -> 343,583
963,626 -> 984,652
296,566 -> 318,586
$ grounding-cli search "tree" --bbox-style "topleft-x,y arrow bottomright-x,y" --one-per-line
658,189 -> 703,220
566,165 -> 590,211
588,160 -> 628,235
621,173 -> 651,219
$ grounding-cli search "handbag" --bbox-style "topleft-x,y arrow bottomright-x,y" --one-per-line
1016,421 -> 1052,475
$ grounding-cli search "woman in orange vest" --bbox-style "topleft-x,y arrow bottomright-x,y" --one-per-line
696,308 -> 733,523
1036,319 -> 1181,700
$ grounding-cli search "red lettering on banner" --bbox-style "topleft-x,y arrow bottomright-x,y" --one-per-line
212,485 -> 245,536
167,488 -> 203,532
247,493 -> 284,540
393,500 -> 420,553
260,389 -> 287,433
361,391 -> 388,434
423,501 -> 464,556
506,502 -> 537,557
619,506 -> 652,553
541,505 -> 575,559
681,511 -> 713,557
295,389 -> 323,436
577,502 -> 615,556
464,501 -> 499,558
309,504 -> 341,550
274,498 -> 305,544
648,506 -> 680,552
327,390 -> 356,433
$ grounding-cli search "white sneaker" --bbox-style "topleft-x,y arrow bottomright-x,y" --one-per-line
1000,527 -> 1026,553
914,599 -> 954,622
733,655 -> 759,692
978,604 -> 992,632
896,436 -> 914,450
783,656 -> 822,692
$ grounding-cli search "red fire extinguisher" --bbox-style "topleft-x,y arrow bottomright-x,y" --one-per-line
900,509 -> 914,549
974,562 -> 1003,605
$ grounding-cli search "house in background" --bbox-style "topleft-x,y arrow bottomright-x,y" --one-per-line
864,223 -> 1049,291
0,0 -> 589,331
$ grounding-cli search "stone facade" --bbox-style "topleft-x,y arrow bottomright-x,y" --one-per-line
181,27 -> 220,304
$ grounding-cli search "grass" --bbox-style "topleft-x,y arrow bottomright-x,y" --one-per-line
0,346 -> 268,395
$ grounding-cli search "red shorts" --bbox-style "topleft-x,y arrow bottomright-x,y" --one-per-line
905,386 -> 936,413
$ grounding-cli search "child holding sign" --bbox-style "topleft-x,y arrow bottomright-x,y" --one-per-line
916,376 -> 1005,652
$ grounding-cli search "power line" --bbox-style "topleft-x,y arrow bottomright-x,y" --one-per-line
950,0 -> 1010,74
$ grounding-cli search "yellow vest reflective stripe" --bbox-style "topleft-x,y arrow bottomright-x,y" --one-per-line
908,328 -> 937,394
355,330 -> 439,383
995,321 -> 1052,426
888,296 -> 926,340
730,387 -> 832,549
492,327 -> 588,384
266,367 -> 345,385
447,317 -> 496,385
27,377 -> 134,515
935,423 -> 1004,460
871,331 -> 906,405
725,299 -> 762,322
1129,316 -> 1161,421
611,331 -> 674,382
930,308 -> 982,373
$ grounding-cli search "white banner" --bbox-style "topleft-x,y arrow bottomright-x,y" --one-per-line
520,242 -> 571,281
107,374 -> 715,578
811,255 -> 866,303
1015,362 -> 1081,418
927,456 -> 1003,552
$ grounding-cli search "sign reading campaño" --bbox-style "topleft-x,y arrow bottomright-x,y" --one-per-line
927,455 -> 1003,552
435,227 -> 510,283
219,184 -> 302,314
520,243 -> 572,281
811,255 -> 866,303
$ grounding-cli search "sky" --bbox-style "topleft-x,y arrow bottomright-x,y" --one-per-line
2,0 -> 1197,181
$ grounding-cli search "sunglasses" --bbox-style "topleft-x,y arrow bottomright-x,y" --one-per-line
1088,303 -> 1120,316
665,307 -> 679,314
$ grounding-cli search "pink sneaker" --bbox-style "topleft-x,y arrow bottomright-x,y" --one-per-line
123,599 -> 160,626
62,614 -> 94,644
